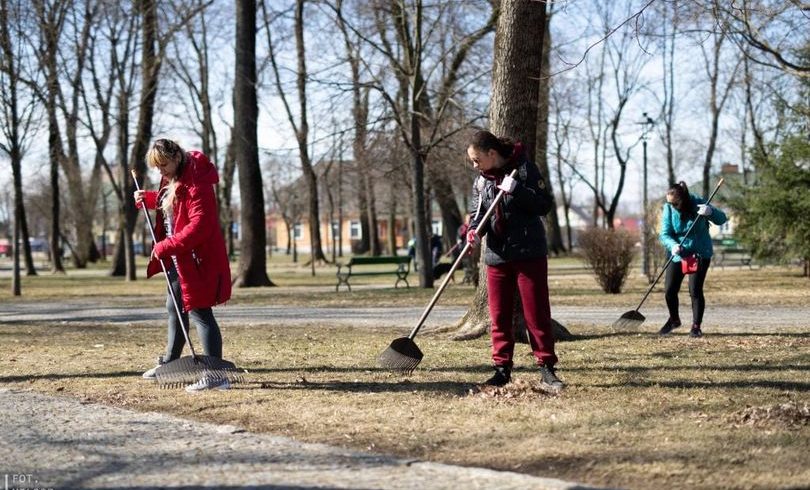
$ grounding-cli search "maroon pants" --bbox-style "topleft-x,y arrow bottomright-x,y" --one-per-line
486,257 -> 557,369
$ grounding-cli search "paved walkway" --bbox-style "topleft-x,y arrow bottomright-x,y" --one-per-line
1,300 -> 806,330
0,388 -> 603,490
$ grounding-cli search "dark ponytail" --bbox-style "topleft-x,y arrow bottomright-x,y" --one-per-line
666,181 -> 696,217
468,130 -> 515,159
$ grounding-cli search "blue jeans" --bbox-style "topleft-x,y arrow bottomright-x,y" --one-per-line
165,267 -> 223,361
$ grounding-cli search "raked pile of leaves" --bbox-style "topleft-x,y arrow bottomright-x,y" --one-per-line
468,378 -> 560,400
730,401 -> 809,429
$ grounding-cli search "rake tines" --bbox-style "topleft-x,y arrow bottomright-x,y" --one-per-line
378,337 -> 423,373
612,310 -> 646,330
154,355 -> 245,389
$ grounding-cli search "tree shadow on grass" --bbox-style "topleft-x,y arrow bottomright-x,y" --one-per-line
252,378 -> 476,396
567,331 -> 810,341
587,379 -> 810,391
0,370 -> 140,383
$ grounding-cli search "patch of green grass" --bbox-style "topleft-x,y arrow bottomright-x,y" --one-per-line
1,322 -> 807,490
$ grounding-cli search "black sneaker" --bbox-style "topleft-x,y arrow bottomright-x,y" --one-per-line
690,325 -> 703,338
539,365 -> 564,392
659,318 -> 682,335
484,366 -> 511,387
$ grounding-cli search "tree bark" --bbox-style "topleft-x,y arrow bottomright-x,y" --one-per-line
535,10 -> 564,255
455,0 -> 546,336
234,0 -> 272,287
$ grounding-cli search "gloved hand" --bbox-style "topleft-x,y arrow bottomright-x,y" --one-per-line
496,175 -> 517,194
465,229 -> 480,254
697,204 -> 713,217
671,244 -> 682,256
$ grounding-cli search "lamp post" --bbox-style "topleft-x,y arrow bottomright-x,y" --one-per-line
637,112 -> 655,279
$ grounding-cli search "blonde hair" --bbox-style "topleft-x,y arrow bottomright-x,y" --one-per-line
146,138 -> 185,215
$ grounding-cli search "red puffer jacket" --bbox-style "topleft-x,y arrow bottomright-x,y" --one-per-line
139,150 -> 232,310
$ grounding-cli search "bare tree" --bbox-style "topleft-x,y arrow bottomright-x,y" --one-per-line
262,0 -> 328,268
332,0 -> 379,256
711,0 -> 810,77
696,24 -> 741,196
536,5 -> 565,254
0,0 -> 39,286
454,0 -> 547,336
234,0 -> 273,286
336,0 -> 496,286
31,0 -> 68,273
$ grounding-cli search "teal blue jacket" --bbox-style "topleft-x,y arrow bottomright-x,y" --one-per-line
659,194 -> 728,262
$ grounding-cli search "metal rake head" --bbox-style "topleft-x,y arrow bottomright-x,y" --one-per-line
154,355 -> 245,389
612,310 -> 646,330
378,337 -> 423,373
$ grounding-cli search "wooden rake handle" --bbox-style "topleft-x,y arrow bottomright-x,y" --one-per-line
406,169 -> 518,340
632,178 -> 725,313
131,170 -> 198,359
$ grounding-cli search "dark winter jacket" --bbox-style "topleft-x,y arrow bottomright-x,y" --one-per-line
139,150 -> 232,310
468,144 -> 554,266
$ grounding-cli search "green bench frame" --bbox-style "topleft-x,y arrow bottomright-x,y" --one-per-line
716,247 -> 754,269
335,255 -> 411,291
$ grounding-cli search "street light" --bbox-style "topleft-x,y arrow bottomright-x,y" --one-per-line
637,112 -> 655,279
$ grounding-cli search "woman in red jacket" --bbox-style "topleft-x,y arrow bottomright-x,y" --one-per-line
134,139 -> 232,392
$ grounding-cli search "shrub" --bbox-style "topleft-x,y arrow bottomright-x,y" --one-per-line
578,227 -> 636,294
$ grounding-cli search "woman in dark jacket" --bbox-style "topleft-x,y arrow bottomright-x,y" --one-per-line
466,130 -> 563,391
134,138 -> 232,391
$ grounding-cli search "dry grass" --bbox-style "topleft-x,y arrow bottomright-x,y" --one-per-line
1,257 -> 808,488
1,320 -> 808,490
1,258 -> 808,308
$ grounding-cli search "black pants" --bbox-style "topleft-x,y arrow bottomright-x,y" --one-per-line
165,267 -> 223,361
664,257 -> 712,326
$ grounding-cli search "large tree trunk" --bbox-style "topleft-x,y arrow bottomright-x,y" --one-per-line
454,0 -> 545,337
234,0 -> 272,287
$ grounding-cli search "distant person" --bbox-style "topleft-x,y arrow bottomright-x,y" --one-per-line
465,129 -> 562,391
134,138 -> 232,392
407,237 -> 417,271
430,233 -> 443,268
658,181 -> 727,337
455,214 -> 470,261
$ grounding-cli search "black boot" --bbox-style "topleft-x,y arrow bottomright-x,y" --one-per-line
484,365 -> 511,387
690,323 -> 703,337
539,365 -> 564,392
659,318 -> 682,335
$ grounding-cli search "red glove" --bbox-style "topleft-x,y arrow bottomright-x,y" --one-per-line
466,229 -> 480,254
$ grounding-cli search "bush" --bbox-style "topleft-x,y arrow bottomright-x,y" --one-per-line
578,227 -> 636,294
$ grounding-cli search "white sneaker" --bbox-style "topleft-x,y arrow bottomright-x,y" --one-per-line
185,375 -> 231,392
142,365 -> 160,380
142,356 -> 165,380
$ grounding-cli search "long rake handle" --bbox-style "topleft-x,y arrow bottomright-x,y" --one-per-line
631,178 -> 725,313
406,169 -> 518,340
131,170 -> 198,359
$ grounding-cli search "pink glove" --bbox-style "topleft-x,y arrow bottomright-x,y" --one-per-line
466,229 -> 480,254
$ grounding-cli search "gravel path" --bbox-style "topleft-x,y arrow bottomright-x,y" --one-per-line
0,388 -> 602,490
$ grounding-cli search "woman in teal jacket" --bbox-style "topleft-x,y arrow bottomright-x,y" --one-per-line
659,181 -> 727,337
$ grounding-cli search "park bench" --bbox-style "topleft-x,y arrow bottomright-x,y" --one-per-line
711,238 -> 754,270
335,255 -> 411,291
716,247 -> 754,270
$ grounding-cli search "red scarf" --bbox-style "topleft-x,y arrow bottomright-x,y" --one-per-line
479,142 -> 523,236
